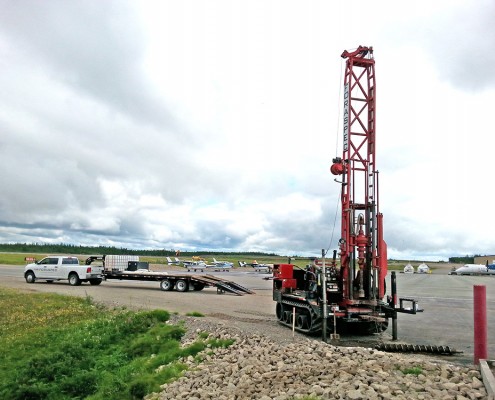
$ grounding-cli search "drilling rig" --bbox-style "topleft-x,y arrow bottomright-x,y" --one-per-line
272,46 -> 419,336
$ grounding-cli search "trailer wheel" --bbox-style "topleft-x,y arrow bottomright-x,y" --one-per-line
160,279 -> 174,291
89,279 -> 102,286
175,279 -> 189,292
192,283 -> 206,291
69,273 -> 81,286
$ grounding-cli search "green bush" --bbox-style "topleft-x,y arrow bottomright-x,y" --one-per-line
186,311 -> 204,317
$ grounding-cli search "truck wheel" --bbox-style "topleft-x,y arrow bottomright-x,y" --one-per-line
69,273 -> 81,286
25,271 -> 36,284
89,279 -> 102,286
160,279 -> 174,291
175,279 -> 189,292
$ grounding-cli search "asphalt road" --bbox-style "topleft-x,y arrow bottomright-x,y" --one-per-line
392,271 -> 495,364
1,264 -> 494,365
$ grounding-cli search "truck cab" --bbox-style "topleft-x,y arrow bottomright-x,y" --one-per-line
24,256 -> 104,286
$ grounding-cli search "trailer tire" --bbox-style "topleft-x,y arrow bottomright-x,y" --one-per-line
160,279 -> 174,291
25,271 -> 36,284
175,279 -> 189,292
69,273 -> 81,286
192,283 -> 206,291
89,279 -> 102,286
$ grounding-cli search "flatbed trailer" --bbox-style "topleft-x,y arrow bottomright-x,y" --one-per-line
103,270 -> 254,296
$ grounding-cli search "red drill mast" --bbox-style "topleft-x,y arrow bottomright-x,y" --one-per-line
331,46 -> 387,303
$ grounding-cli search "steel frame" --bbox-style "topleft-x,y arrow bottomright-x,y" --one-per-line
332,46 -> 387,302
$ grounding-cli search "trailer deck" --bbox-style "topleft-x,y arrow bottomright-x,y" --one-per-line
103,270 -> 254,296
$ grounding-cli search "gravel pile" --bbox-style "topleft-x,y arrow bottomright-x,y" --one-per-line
149,317 -> 488,400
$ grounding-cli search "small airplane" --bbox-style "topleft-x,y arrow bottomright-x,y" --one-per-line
211,258 -> 234,268
181,257 -> 207,272
179,257 -> 232,272
239,260 -> 273,272
205,262 -> 232,272
181,256 -> 206,267
166,257 -> 181,265
449,264 -> 495,275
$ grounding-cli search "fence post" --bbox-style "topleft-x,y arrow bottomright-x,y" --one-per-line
474,285 -> 487,364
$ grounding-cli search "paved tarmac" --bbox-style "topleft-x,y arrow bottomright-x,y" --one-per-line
388,270 -> 495,364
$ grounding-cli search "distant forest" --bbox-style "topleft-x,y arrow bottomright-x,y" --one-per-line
0,243 -> 481,262
448,256 -> 477,264
0,243 -> 279,257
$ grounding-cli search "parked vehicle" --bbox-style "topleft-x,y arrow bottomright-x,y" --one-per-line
24,256 -> 104,286
24,254 -> 254,296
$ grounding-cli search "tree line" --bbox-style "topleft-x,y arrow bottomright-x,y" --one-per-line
0,243 -> 279,257
448,255 -> 478,264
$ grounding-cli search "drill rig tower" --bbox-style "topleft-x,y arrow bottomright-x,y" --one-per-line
330,45 -> 387,304
272,46 -> 419,335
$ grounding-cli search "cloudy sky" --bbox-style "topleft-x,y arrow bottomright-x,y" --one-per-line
0,0 -> 493,261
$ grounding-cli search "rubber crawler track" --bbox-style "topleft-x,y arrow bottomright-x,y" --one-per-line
276,301 -> 321,333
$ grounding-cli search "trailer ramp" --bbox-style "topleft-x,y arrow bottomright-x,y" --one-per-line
192,275 -> 255,296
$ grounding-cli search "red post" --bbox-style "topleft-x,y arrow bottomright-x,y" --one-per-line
473,285 -> 488,364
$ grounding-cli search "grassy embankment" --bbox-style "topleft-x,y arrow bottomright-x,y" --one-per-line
0,288 -> 233,400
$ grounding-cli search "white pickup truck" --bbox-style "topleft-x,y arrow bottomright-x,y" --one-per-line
24,256 -> 104,286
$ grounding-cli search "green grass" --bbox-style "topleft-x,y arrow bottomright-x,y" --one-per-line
0,253 -> 47,265
0,288 -> 233,400
401,366 -> 423,376
198,331 -> 209,339
185,311 -> 204,317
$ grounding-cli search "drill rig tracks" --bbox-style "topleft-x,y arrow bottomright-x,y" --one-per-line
276,300 -> 322,334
